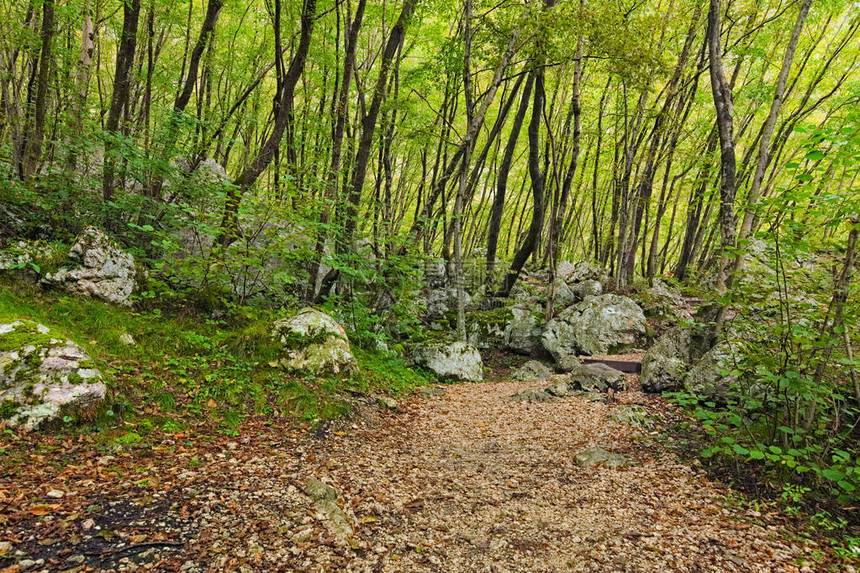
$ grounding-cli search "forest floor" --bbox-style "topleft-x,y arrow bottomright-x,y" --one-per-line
1,374 -> 854,572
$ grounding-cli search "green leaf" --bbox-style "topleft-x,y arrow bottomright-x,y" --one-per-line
804,150 -> 824,161
822,469 -> 845,481
733,444 -> 750,455
749,450 -> 765,460
837,480 -> 856,492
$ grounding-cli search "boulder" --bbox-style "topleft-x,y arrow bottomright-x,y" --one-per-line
635,280 -> 692,323
610,405 -> 654,430
0,240 -> 56,273
575,445 -> 628,468
0,321 -> 106,430
684,342 -> 739,404
467,307 -> 511,350
640,327 -> 691,393
569,362 -> 627,392
511,387 -> 554,403
557,261 -> 608,285
548,279 -> 578,308
426,287 -> 472,322
542,294 -> 647,357
506,304 -> 545,355
571,279 -> 603,300
511,360 -> 553,381
303,478 -> 353,541
424,260 -> 448,289
43,227 -> 138,306
640,321 -> 718,393
413,341 -> 483,382
271,308 -> 357,376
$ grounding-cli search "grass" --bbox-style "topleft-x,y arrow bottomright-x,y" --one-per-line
0,278 -> 432,439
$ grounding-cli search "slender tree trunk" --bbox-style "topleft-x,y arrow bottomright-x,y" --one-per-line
497,68 -> 545,297
21,0 -> 55,179
486,74 -> 532,277
218,0 -> 317,246
341,0 -> 418,249
147,0 -> 224,201
707,0 -> 737,294
67,3 -> 94,170
102,0 -> 141,202
309,0 -> 368,300
730,0 -> 813,287
803,216 -> 858,428
552,18 -> 584,264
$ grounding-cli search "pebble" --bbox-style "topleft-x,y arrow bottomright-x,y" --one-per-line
47,489 -> 64,499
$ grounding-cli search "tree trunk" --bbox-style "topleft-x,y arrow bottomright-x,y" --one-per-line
707,0 -> 737,294
341,0 -> 418,249
21,0 -> 55,179
309,0 -> 368,299
730,0 -> 813,287
102,0 -> 141,202
497,69 -> 545,298
218,0 -> 317,247
486,74 -> 532,277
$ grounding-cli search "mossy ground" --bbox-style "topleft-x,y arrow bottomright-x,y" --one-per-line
0,279 -> 431,440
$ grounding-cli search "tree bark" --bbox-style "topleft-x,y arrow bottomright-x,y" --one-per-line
497,69 -> 545,297
730,0 -> 813,287
102,0 -> 141,202
309,0 -> 368,299
218,0 -> 317,247
21,0 -> 55,179
486,74 -> 532,276
341,0 -> 418,249
707,0 -> 737,294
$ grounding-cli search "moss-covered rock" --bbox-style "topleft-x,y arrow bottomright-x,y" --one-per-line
412,341 -> 483,382
0,320 -> 105,430
42,227 -> 138,306
271,308 -> 357,376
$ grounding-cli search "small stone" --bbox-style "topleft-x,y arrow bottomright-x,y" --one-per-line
119,333 -> 136,346
82,518 -> 95,531
47,489 -> 64,499
575,445 -> 629,468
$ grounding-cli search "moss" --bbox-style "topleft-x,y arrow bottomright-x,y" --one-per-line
67,371 -> 83,384
0,321 -> 54,353
275,327 -> 333,350
0,400 -> 19,420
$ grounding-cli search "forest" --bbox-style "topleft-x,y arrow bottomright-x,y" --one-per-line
1,0 -> 860,569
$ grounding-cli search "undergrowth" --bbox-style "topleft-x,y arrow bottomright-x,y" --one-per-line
0,280 -> 431,441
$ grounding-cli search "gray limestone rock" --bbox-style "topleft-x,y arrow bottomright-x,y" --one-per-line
0,320 -> 105,430
271,308 -> 357,376
413,341 -> 483,382
43,227 -> 138,306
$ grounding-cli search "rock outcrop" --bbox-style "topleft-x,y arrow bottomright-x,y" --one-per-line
511,360 -> 553,381
684,342 -> 740,404
43,227 -> 138,306
568,362 -> 627,392
271,308 -> 357,376
0,321 -> 105,430
542,294 -> 647,358
413,341 -> 483,382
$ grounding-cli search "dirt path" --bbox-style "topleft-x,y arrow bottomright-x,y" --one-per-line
1,378 -> 837,572
184,378 -> 824,572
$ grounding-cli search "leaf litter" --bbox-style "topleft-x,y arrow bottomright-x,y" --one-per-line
0,376 -> 851,572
